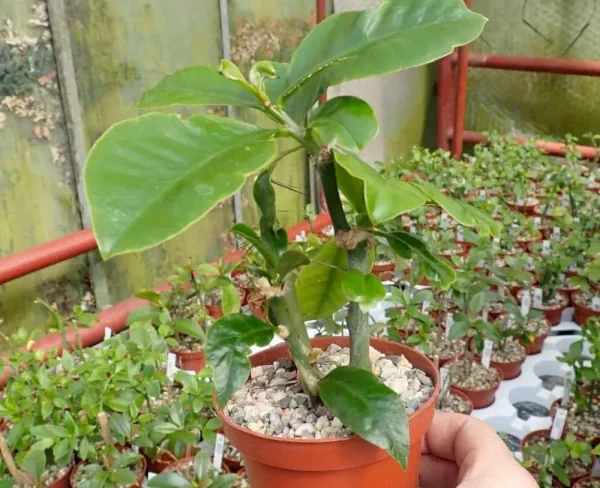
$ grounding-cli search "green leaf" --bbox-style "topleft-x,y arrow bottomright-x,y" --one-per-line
381,230 -> 455,287
20,451 -> 45,483
112,469 -> 138,486
30,425 -> 68,439
334,150 -> 427,224
114,452 -> 141,469
174,319 -> 205,342
448,320 -> 470,341
109,414 -> 131,439
221,285 -> 241,316
320,366 -> 410,469
126,306 -> 160,326
153,422 -> 179,436
308,96 -> 378,151
296,241 -> 349,319
341,270 -> 386,311
148,472 -> 193,488
231,223 -> 278,270
481,322 -> 501,343
85,113 -> 278,259
468,292 -> 486,315
210,475 -> 239,488
205,314 -> 274,407
281,0 -> 486,121
30,438 -> 54,451
137,65 -> 259,109
253,170 -> 288,258
275,250 -> 311,279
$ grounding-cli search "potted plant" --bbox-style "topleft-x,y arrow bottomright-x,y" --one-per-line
148,451 -> 237,488
434,366 -> 473,415
82,2 -> 493,486
500,301 -> 551,355
569,259 -> 600,325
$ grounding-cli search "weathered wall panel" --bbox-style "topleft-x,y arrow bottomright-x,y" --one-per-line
0,0 -> 87,333
64,0 -> 236,306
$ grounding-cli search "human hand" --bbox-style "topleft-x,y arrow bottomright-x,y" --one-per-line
420,411 -> 538,488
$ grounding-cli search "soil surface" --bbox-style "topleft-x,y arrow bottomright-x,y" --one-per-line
437,391 -> 472,415
73,454 -> 144,488
15,464 -> 71,487
225,345 -> 435,440
449,360 -> 501,391
523,433 -> 591,478
170,333 -> 203,353
491,339 -> 526,364
427,333 -> 467,361
577,480 -> 600,488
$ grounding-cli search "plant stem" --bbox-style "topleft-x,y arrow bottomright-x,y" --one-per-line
0,432 -> 33,485
315,154 -> 350,233
270,276 -> 321,401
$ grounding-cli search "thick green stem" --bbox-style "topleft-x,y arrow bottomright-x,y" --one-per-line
316,150 -> 370,371
270,276 -> 321,400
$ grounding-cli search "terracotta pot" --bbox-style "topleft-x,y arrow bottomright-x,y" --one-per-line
471,340 -> 526,380
158,455 -> 231,476
572,291 -> 600,326
206,305 -> 223,319
40,465 -> 73,488
573,476 -> 600,487
71,456 -> 147,487
223,454 -> 243,473
145,446 -> 196,474
372,262 -> 396,282
522,330 -> 549,355
217,337 -> 440,488
172,348 -> 205,372
516,235 -> 542,251
521,429 -> 595,486
450,363 -> 503,409
549,399 -> 600,447
559,285 -> 580,305
449,387 -> 474,415
517,290 -> 568,326
506,199 -> 539,216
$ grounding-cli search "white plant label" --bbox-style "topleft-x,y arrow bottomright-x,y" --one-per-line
559,273 -> 566,285
295,231 -> 307,242
482,304 -> 489,322
542,240 -> 551,256
481,340 -> 494,368
213,433 -> 225,471
550,408 -> 567,440
415,345 -> 425,354
104,327 -> 112,341
477,259 -> 485,268
167,353 -> 177,381
242,304 -> 252,316
441,212 -> 448,226
493,237 -> 500,245
562,369 -> 574,407
440,367 -> 450,391
421,301 -> 430,313
517,197 -> 525,205
56,357 -> 63,373
574,217 -> 580,223
533,288 -> 543,308
479,190 -> 486,199
410,225 -> 416,234
592,296 -> 600,312
445,313 -> 454,338
533,217 -> 542,228
552,227 -> 561,241
498,284 -> 505,299
456,229 -> 464,241
506,314 -> 515,329
520,290 -> 532,316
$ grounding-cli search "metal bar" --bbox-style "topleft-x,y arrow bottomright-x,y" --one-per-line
453,52 -> 600,77
460,130 -> 599,159
436,55 -> 453,150
0,229 -> 97,284
451,44 -> 470,159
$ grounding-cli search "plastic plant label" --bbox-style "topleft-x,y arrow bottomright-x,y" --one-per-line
479,189 -> 486,199
477,259 -> 484,268
445,313 -> 454,338
440,367 -> 450,391
213,433 -> 225,471
517,197 -> 525,205
592,296 -> 600,312
562,369 -> 574,407
493,237 -> 501,245
415,344 -> 424,354
559,273 -> 566,285
440,212 -> 448,227
552,227 -> 561,241
550,408 -> 567,440
147,473 -> 156,480
410,225 -> 416,234
104,327 -> 112,341
167,353 -> 177,381
481,340 -> 494,368
295,231 -> 307,242
527,255 -> 534,268
533,217 -> 542,228
542,240 -> 551,256
242,305 -> 252,316
498,284 -> 505,299
422,301 -> 430,313
574,217 -> 580,223
520,290 -> 532,316
482,304 -> 489,322
56,358 -> 63,373
506,314 -> 515,329
533,288 -> 543,308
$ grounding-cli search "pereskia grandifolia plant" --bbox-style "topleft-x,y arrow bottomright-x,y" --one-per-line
83,0 -> 493,467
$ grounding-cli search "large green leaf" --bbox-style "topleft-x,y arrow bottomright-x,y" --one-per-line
205,314 -> 274,407
281,0 -> 486,120
85,113 -> 278,259
296,241 -> 348,319
414,182 -> 502,237
308,96 -> 378,151
253,170 -> 288,257
334,150 -> 427,224
342,270 -> 386,312
137,65 -> 259,109
231,223 -> 278,270
148,472 -> 193,488
379,230 -> 456,287
320,366 -> 410,469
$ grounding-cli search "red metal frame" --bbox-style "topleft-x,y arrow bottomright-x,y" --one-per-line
438,2 -> 600,160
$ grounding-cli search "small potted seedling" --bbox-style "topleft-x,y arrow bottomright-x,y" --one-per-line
148,451 -> 237,488
70,413 -> 146,488
371,240 -> 397,281
385,286 -> 434,339
501,301 -> 551,355
521,432 -> 598,487
569,259 -> 600,325
434,365 -> 473,415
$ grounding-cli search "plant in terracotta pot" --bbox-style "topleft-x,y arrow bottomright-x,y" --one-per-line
82,1 -> 494,485
434,365 -> 473,415
569,259 -> 600,325
500,301 -> 550,355
148,451 -> 238,488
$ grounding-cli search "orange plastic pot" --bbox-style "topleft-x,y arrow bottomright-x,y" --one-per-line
207,305 -> 223,319
522,330 -> 549,355
471,340 -> 525,380
40,465 -> 73,488
371,262 -> 396,282
71,456 -> 146,487
217,337 -> 439,488
451,364 -> 503,409
517,290 -> 568,326
145,446 -> 197,474
573,476 -> 600,487
572,291 -> 600,326
172,348 -> 205,372
159,456 -> 231,475
449,387 -> 474,415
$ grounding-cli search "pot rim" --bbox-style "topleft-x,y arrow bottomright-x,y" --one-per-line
216,337 -> 440,446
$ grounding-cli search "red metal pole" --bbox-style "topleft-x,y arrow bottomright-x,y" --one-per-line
451,0 -> 471,160
461,130 -> 599,159
436,55 -> 453,150
454,53 -> 600,77
0,229 -> 97,284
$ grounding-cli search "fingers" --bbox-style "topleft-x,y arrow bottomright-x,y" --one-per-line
419,455 -> 458,488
